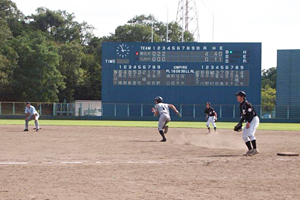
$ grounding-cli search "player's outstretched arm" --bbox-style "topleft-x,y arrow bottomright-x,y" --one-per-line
168,104 -> 181,117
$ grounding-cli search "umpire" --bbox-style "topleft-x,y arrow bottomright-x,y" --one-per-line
234,91 -> 260,156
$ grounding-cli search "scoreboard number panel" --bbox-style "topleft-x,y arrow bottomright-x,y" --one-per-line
103,42 -> 261,105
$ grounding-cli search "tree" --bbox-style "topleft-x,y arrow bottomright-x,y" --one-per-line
262,67 -> 276,89
57,42 -> 84,101
30,8 -> 94,45
261,85 -> 276,113
109,14 -> 195,42
12,32 -> 65,102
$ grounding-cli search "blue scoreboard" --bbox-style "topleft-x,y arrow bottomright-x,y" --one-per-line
102,42 -> 261,111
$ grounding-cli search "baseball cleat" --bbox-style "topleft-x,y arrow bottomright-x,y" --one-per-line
160,139 -> 167,142
164,126 -> 169,134
250,149 -> 259,156
24,129 -> 29,131
243,149 -> 254,156
36,129 -> 39,132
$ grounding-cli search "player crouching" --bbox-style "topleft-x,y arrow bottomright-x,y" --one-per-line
152,96 -> 181,142
234,91 -> 259,156
24,102 -> 40,132
204,102 -> 217,134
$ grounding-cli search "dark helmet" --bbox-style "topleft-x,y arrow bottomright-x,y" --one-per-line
154,96 -> 163,103
26,101 -> 30,105
235,91 -> 246,97
206,102 -> 211,106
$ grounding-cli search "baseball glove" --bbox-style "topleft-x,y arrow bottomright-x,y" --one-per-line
234,123 -> 243,132
214,118 -> 218,122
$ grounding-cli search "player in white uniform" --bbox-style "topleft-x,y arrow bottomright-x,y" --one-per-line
151,96 -> 181,142
24,102 -> 40,132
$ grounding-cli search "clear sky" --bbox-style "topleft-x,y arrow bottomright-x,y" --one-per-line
12,0 -> 300,69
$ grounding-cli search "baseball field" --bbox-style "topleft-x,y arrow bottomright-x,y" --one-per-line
1,120 -> 300,200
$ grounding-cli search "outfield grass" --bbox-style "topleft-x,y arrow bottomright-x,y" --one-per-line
0,119 -> 300,131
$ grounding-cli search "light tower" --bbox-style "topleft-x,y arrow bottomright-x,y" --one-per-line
176,0 -> 200,42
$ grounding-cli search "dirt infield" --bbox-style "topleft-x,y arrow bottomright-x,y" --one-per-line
0,125 -> 300,200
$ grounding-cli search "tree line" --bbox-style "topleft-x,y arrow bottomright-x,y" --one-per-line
0,0 -> 193,102
0,0 -> 276,109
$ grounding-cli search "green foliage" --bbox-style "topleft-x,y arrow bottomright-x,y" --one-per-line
0,4 -> 199,103
261,67 -> 276,113
261,85 -> 276,112
262,67 -> 276,89
11,32 -> 65,102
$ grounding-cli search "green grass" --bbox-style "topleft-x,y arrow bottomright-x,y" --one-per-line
0,119 -> 300,131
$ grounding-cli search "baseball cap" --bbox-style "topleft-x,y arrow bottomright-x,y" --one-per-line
235,91 -> 246,97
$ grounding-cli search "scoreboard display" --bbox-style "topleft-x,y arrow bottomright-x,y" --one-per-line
102,42 -> 261,108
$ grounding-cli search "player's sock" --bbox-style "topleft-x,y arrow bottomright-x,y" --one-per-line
25,119 -> 29,130
159,130 -> 166,141
245,141 -> 252,150
35,120 -> 39,130
214,127 -> 216,131
251,140 -> 257,149
207,127 -> 211,132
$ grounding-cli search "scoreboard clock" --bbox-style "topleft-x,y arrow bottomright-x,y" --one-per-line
102,42 -> 261,112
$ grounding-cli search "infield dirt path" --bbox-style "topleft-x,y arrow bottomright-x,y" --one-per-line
0,125 -> 300,200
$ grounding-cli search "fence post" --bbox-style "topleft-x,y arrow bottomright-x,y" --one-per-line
127,104 -> 130,117
193,105 -> 196,118
220,105 -> 222,118
141,104 -> 143,117
260,105 -> 262,118
287,106 -> 290,119
0,102 -> 1,115
79,103 -> 82,117
60,103 -> 63,116
12,102 -> 15,115
180,104 -> 182,117
114,104 -> 117,117
67,103 -> 69,116
40,103 -> 42,116
53,103 -> 56,116
233,105 -> 235,118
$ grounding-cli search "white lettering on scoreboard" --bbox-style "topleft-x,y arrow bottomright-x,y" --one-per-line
113,64 -> 249,87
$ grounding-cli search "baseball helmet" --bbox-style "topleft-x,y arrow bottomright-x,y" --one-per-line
154,96 -> 163,103
235,91 -> 246,97
206,102 -> 211,106
26,101 -> 30,105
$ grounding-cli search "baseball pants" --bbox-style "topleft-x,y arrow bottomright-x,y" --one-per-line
158,114 -> 171,131
25,113 -> 40,129
243,116 -> 259,142
206,116 -> 216,128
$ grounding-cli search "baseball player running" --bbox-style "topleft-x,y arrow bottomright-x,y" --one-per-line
24,102 -> 40,132
152,96 -> 181,142
204,102 -> 217,134
234,91 -> 259,156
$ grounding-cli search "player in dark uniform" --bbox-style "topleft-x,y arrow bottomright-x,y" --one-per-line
235,91 -> 260,156
204,102 -> 217,134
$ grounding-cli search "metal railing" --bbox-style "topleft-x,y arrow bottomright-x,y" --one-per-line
0,102 -> 299,119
